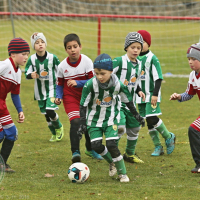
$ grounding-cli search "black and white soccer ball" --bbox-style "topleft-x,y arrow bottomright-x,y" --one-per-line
68,162 -> 90,183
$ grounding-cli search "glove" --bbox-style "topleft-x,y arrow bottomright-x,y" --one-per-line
77,124 -> 87,140
134,114 -> 145,127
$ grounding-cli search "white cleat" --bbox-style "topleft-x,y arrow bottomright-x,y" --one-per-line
118,174 -> 130,182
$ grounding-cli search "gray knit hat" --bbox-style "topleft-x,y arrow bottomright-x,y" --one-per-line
31,32 -> 47,50
187,43 -> 200,62
124,32 -> 143,51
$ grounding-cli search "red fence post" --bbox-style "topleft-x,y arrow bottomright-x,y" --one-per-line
97,17 -> 101,56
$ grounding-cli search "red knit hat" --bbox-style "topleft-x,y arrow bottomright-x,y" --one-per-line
137,30 -> 151,47
8,37 -> 30,56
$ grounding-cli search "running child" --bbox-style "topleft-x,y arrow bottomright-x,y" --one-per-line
0,38 -> 30,172
136,30 -> 175,156
25,32 -> 64,142
55,33 -> 102,162
77,53 -> 145,182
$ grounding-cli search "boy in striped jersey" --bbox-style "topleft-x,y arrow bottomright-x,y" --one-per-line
136,30 -> 175,156
55,33 -> 102,163
25,33 -> 64,142
170,43 -> 200,173
0,38 -> 30,172
77,53 -> 145,182
112,32 -> 146,163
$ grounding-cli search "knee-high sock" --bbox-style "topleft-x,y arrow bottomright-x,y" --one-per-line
149,128 -> 161,146
155,119 -> 171,139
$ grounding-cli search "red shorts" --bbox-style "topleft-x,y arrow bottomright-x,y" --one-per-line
63,97 -> 80,121
191,116 -> 200,132
0,99 -> 13,132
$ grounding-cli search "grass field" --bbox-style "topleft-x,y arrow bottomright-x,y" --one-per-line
0,74 -> 200,199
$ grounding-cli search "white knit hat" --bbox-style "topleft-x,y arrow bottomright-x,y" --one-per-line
124,32 -> 143,51
31,32 -> 47,49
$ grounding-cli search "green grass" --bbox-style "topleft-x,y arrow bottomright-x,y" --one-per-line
0,75 -> 200,200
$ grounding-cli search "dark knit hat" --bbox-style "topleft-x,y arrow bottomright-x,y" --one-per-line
124,32 -> 143,51
8,37 -> 30,56
94,53 -> 113,71
187,43 -> 200,62
138,30 -> 151,47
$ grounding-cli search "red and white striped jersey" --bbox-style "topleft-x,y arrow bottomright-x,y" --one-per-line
0,57 -> 21,100
57,54 -> 94,101
186,71 -> 200,100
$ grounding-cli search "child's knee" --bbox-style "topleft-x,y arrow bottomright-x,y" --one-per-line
4,125 -> 18,141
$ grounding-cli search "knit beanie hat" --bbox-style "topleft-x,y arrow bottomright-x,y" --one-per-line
138,30 -> 151,47
94,53 -> 113,71
31,32 -> 47,49
187,43 -> 200,62
124,32 -> 143,51
8,37 -> 30,56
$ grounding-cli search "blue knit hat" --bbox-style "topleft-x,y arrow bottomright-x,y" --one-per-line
94,53 -> 113,71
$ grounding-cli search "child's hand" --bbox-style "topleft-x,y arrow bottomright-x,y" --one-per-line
18,112 -> 25,123
138,91 -> 145,102
55,98 -> 62,105
31,71 -> 39,79
151,96 -> 158,106
67,80 -> 77,87
170,93 -> 181,100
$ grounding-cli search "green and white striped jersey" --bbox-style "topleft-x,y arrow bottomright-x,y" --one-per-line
112,54 -> 143,106
25,52 -> 60,100
136,51 -> 163,104
80,76 -> 133,127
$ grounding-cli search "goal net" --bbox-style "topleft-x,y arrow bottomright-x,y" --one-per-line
0,0 -> 199,74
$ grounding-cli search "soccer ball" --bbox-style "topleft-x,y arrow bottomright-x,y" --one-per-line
68,162 -> 90,183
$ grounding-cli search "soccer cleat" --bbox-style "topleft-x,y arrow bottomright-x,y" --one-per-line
5,164 -> 15,173
151,146 -> 164,156
55,125 -> 64,141
109,162 -> 117,176
123,153 -> 144,163
71,150 -> 81,163
191,166 -> 200,173
49,135 -> 57,142
85,149 -> 103,160
165,132 -> 176,154
118,174 -> 130,182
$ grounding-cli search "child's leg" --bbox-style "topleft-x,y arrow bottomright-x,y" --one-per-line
44,114 -> 56,142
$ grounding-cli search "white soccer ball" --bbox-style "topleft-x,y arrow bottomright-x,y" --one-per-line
68,162 -> 90,183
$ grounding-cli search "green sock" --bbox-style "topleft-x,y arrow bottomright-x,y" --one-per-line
48,125 -> 56,135
149,129 -> 161,146
102,151 -> 113,164
51,118 -> 62,129
125,138 -> 138,155
114,158 -> 127,175
155,121 -> 171,140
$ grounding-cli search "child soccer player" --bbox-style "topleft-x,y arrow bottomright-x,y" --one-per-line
25,32 -> 64,142
170,43 -> 200,173
77,53 -> 145,182
112,32 -> 145,163
0,38 -> 30,172
55,33 -> 102,162
136,30 -> 175,156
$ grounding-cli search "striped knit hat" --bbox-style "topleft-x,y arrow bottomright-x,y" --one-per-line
124,32 -> 143,51
94,53 -> 113,71
31,32 -> 47,49
8,38 -> 30,56
187,43 -> 200,62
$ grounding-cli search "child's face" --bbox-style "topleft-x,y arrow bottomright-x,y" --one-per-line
34,38 -> 46,54
94,68 -> 112,83
142,41 -> 149,52
65,40 -> 82,62
126,42 -> 142,62
188,57 -> 200,73
11,52 -> 29,66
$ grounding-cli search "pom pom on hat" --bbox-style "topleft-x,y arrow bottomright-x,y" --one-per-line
124,32 -> 143,51
31,32 -> 47,49
8,38 -> 30,56
94,53 -> 113,71
187,43 -> 200,62
138,30 -> 151,47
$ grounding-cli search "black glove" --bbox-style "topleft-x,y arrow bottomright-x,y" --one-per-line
134,114 -> 145,127
77,124 -> 87,140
